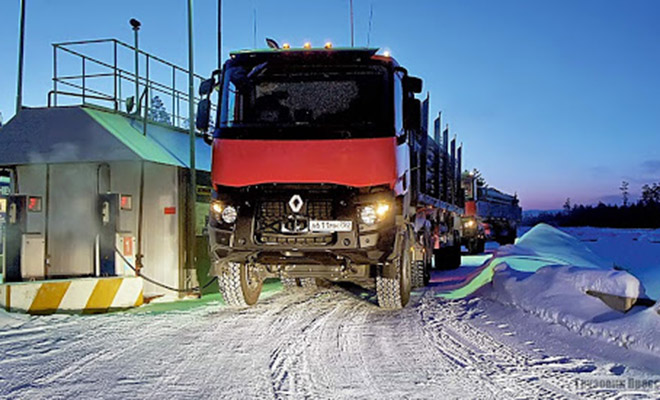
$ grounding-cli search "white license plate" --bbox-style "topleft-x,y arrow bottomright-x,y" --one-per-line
309,220 -> 353,232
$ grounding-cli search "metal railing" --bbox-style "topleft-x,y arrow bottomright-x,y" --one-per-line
51,38 -> 215,131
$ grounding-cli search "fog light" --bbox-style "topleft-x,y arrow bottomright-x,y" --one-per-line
221,205 -> 238,224
360,206 -> 377,225
211,201 -> 223,215
376,202 -> 390,218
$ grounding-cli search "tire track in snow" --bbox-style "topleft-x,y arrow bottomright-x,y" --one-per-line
417,292 -> 608,399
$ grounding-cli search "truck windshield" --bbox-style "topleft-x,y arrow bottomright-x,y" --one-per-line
219,64 -> 391,138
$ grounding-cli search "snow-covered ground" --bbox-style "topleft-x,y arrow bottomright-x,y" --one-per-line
0,225 -> 658,399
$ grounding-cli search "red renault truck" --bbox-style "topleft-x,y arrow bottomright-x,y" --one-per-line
196,46 -> 464,308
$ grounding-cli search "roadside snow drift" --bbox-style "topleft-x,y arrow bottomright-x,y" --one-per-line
479,224 -> 659,355
497,223 -> 612,271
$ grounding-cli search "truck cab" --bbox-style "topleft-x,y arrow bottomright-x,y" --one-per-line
197,46 -> 444,308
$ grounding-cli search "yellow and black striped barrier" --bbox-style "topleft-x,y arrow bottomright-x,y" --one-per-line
1,276 -> 143,314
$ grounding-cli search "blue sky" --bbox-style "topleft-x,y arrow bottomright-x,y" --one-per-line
1,0 -> 659,210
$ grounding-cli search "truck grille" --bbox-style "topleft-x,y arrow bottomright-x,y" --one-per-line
255,199 -> 335,246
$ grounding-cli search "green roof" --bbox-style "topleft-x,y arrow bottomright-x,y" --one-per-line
83,107 -> 182,166
0,106 -> 211,171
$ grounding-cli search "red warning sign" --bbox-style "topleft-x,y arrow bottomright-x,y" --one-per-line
164,207 -> 176,215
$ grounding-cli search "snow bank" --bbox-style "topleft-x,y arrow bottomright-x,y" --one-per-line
558,227 -> 660,299
501,224 -> 612,270
479,224 -> 659,355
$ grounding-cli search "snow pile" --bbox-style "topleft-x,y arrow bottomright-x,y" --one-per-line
479,224 -> 660,354
498,224 -> 612,271
558,227 -> 660,299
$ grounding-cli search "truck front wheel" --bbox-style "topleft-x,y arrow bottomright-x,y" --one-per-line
218,262 -> 263,306
377,229 -> 412,309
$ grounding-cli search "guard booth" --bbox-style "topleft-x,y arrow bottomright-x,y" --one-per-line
0,38 -> 214,311
0,107 -> 212,301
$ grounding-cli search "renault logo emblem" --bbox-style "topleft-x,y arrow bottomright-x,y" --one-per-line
288,194 -> 304,213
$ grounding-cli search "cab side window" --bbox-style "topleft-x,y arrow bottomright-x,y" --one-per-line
394,71 -> 405,135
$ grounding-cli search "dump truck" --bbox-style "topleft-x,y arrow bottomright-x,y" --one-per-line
196,45 -> 465,309
461,172 -> 522,253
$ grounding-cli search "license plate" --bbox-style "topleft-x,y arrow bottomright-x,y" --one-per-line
309,220 -> 352,232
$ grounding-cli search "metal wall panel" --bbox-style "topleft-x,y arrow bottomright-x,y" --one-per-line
108,161 -> 140,234
140,163 -> 180,297
47,163 -> 98,277
15,165 -> 46,234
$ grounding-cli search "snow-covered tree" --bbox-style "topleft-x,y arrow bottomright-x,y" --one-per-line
641,183 -> 660,205
619,181 -> 630,207
149,96 -> 171,125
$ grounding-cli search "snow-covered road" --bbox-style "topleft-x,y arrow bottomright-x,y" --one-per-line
3,280 -> 657,399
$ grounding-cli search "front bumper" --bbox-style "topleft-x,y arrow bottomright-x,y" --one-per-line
207,187 -> 398,279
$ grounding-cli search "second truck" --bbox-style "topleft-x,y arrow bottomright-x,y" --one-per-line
461,172 -> 522,254
196,45 -> 466,309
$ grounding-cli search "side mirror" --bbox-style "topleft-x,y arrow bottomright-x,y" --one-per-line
199,78 -> 216,96
405,98 -> 421,132
404,76 -> 423,94
196,98 -> 211,132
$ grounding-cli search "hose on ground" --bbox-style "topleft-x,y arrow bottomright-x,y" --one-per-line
113,246 -> 218,294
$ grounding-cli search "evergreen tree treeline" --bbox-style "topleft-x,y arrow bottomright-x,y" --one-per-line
524,182 -> 660,228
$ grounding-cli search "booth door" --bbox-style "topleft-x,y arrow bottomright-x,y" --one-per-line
48,164 -> 97,277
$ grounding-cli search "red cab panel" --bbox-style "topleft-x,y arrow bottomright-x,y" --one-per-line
465,200 -> 477,217
212,137 -> 400,188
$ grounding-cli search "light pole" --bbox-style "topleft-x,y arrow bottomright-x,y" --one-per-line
15,0 -> 26,115
187,0 -> 196,286
130,18 -> 141,113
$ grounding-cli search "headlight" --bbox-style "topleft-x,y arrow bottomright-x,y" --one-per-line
221,205 -> 238,224
359,201 -> 391,225
359,206 -> 377,225
210,201 -> 238,224
464,220 -> 475,228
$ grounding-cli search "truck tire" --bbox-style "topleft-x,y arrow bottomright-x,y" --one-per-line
450,245 -> 462,270
466,239 -> 478,255
467,238 -> 486,255
477,238 -> 486,254
433,247 -> 445,270
377,229 -> 412,309
218,262 -> 263,306
412,260 -> 426,289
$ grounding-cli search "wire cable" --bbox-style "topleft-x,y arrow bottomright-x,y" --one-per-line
114,246 -> 218,293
